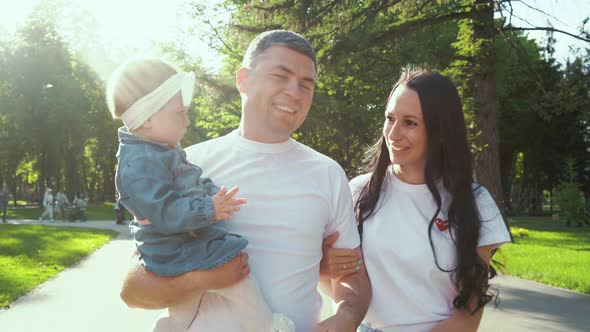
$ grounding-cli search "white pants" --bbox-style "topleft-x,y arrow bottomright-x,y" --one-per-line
152,275 -> 292,332
39,205 -> 53,220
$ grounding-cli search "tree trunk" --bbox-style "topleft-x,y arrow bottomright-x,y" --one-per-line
39,148 -> 48,205
471,0 -> 505,209
499,143 -> 516,211
64,128 -> 77,198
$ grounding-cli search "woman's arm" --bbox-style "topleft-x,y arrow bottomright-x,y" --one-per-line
428,243 -> 498,332
120,252 -> 250,309
317,245 -> 371,332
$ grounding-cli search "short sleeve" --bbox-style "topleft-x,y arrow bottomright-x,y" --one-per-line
474,185 -> 511,249
325,163 -> 361,249
349,173 -> 372,202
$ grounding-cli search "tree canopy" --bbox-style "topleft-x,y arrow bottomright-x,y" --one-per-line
0,0 -> 588,215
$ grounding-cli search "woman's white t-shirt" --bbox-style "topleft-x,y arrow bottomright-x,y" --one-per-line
352,167 -> 511,332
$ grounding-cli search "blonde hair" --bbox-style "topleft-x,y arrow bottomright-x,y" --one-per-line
106,57 -> 180,119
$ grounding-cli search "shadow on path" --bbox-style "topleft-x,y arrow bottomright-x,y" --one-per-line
480,276 -> 590,332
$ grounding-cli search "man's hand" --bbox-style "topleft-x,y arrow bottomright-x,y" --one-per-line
212,186 -> 247,221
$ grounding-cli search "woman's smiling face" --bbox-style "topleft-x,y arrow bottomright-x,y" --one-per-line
382,85 -> 428,183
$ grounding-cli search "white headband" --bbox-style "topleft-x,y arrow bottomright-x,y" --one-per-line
121,72 -> 196,130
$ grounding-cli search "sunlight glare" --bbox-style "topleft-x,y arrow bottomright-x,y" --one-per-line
0,0 -> 225,80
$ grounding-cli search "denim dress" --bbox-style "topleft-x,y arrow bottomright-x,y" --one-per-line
115,127 -> 247,276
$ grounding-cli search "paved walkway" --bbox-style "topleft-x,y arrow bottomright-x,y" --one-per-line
0,219 -> 589,331
0,220 -> 164,332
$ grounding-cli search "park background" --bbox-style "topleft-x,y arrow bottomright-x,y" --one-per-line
0,0 -> 589,323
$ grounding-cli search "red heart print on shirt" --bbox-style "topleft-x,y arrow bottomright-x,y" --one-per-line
434,218 -> 449,232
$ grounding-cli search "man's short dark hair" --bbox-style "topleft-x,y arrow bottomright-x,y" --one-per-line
242,30 -> 317,71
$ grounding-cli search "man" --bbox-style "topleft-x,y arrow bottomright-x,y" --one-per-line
55,190 -> 69,221
39,188 -> 54,221
114,197 -> 127,225
0,186 -> 9,223
120,30 -> 371,332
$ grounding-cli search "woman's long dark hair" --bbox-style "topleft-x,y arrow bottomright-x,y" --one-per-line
356,66 -> 497,313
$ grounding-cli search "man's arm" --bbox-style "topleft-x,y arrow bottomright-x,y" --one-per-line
120,252 -> 250,309
316,246 -> 371,332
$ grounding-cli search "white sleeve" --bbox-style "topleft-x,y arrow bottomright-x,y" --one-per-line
474,185 -> 511,249
349,173 -> 372,202
324,163 -> 361,249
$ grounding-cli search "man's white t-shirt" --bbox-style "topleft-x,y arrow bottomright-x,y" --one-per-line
352,167 -> 511,332
175,131 -> 360,332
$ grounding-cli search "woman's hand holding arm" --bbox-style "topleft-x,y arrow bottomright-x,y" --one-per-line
319,232 -> 364,297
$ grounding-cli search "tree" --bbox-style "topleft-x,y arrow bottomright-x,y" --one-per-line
196,0 -> 589,208
7,2 -> 73,199
188,0 -> 461,176
494,31 -> 543,210
556,160 -> 588,226
0,0 -> 121,203
0,41 -> 28,203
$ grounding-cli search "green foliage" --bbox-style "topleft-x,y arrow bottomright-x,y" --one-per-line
0,224 -> 117,308
555,160 -> 585,223
509,226 -> 529,237
189,0 -> 463,175
1,0 -> 588,211
556,181 -> 583,220
185,1 -> 590,200
15,160 -> 38,184
0,1 -> 118,202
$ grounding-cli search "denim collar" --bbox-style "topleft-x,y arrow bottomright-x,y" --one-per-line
117,126 -> 182,151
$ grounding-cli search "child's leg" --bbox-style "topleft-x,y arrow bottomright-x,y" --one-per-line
211,274 -> 295,332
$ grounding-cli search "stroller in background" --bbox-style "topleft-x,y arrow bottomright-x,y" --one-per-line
64,199 -> 87,222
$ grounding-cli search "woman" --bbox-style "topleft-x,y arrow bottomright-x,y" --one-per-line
38,188 -> 54,221
321,67 -> 511,331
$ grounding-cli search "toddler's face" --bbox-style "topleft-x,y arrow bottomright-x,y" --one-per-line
144,93 -> 190,147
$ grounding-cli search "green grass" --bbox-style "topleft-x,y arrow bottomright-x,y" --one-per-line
5,202 -> 133,221
0,224 -> 117,308
6,200 -> 30,207
497,217 -> 590,294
